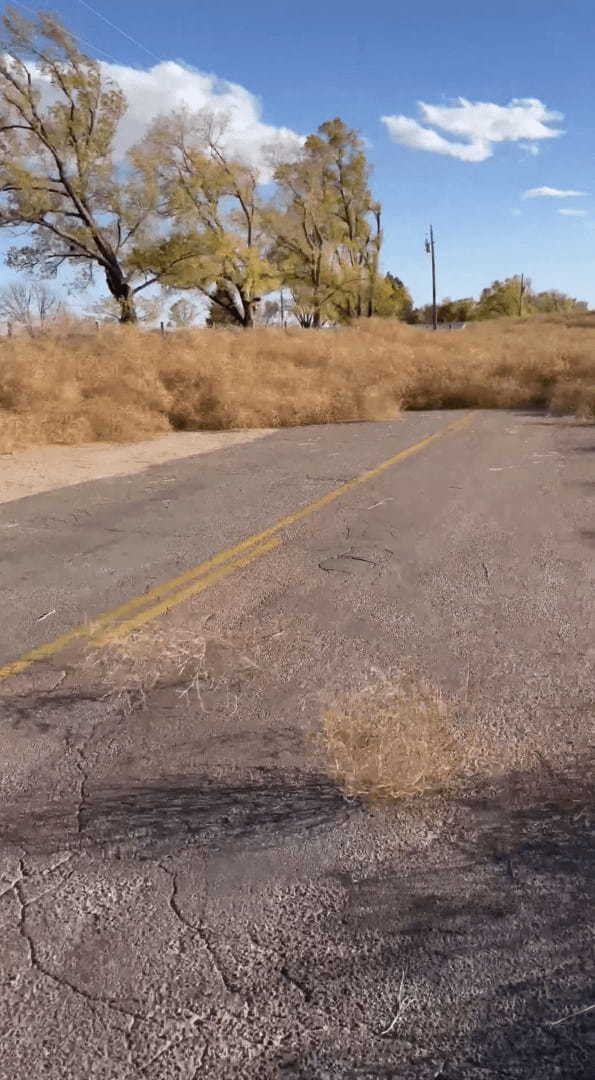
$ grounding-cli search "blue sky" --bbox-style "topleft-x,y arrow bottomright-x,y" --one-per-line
2,0 -> 595,306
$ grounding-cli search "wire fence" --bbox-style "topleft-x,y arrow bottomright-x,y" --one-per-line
412,322 -> 467,332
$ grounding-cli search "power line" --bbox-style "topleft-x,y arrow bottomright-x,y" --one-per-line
10,0 -> 123,63
73,0 -> 162,62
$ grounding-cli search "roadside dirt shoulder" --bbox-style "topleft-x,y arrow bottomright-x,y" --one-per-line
0,428 -> 273,503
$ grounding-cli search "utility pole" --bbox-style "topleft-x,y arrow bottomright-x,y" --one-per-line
425,225 -> 438,330
518,273 -> 525,317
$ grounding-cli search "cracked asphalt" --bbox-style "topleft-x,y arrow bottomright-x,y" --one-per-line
1,411 -> 594,1079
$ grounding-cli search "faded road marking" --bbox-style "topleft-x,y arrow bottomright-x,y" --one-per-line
0,540 -> 278,679
92,539 -> 281,645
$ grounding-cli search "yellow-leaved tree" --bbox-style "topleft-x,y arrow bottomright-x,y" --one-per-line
372,272 -> 413,319
269,118 -> 382,326
131,110 -> 279,327
0,9 -> 187,322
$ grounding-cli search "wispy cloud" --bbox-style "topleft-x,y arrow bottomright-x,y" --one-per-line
523,186 -> 587,199
381,97 -> 563,162
511,208 -> 523,216
558,208 -> 588,217
519,142 -> 540,157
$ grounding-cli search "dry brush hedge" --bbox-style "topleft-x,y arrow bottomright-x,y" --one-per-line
1,315 -> 594,453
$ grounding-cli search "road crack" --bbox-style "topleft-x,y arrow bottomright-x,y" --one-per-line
75,760 -> 88,837
13,859 -> 157,1026
319,551 -> 378,572
159,864 -> 240,1000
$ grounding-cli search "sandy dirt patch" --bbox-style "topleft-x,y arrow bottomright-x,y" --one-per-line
0,428 -> 273,504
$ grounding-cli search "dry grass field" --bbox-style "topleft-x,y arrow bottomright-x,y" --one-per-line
1,314 -> 594,454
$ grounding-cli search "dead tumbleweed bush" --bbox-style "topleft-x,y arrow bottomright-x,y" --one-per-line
321,678 -> 462,802
321,674 -> 593,811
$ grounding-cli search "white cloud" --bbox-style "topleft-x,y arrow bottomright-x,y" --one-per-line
381,114 -> 489,162
558,208 -> 588,217
381,97 -> 563,163
523,186 -> 588,199
103,61 -> 304,170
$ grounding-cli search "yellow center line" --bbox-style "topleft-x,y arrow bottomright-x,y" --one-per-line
92,539 -> 281,646
0,412 -> 475,680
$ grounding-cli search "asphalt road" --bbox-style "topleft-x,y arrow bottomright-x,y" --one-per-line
1,410 -> 593,1079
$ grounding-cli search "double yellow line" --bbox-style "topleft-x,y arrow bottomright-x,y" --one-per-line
0,413 -> 474,681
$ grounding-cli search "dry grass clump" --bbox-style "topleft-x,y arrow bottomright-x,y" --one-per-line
1,314 -> 594,453
321,678 -> 462,802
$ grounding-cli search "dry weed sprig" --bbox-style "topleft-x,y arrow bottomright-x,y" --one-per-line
379,968 -> 411,1036
82,629 -> 210,712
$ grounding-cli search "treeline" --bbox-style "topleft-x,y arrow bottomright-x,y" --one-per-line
410,276 -> 588,325
0,9 -> 411,329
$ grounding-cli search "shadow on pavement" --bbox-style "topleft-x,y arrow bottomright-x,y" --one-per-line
271,787 -> 593,1079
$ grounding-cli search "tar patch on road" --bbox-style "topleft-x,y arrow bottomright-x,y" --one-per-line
2,768 -> 355,858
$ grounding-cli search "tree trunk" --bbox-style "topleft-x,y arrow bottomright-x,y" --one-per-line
105,264 -> 137,324
367,268 -> 376,317
119,291 -> 137,323
239,292 -> 259,328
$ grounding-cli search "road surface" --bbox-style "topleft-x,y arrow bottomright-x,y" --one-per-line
1,410 -> 593,1078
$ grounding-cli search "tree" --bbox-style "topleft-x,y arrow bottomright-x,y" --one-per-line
475,281 -> 589,319
410,282 -> 588,327
132,109 -> 279,327
436,296 -> 477,323
372,273 -> 413,319
477,277 -> 533,319
0,9 -> 178,323
89,294 -> 162,324
318,119 -> 382,320
270,118 -> 381,327
168,296 -> 199,327
269,137 -> 339,329
531,290 -> 588,314
0,279 -> 64,331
